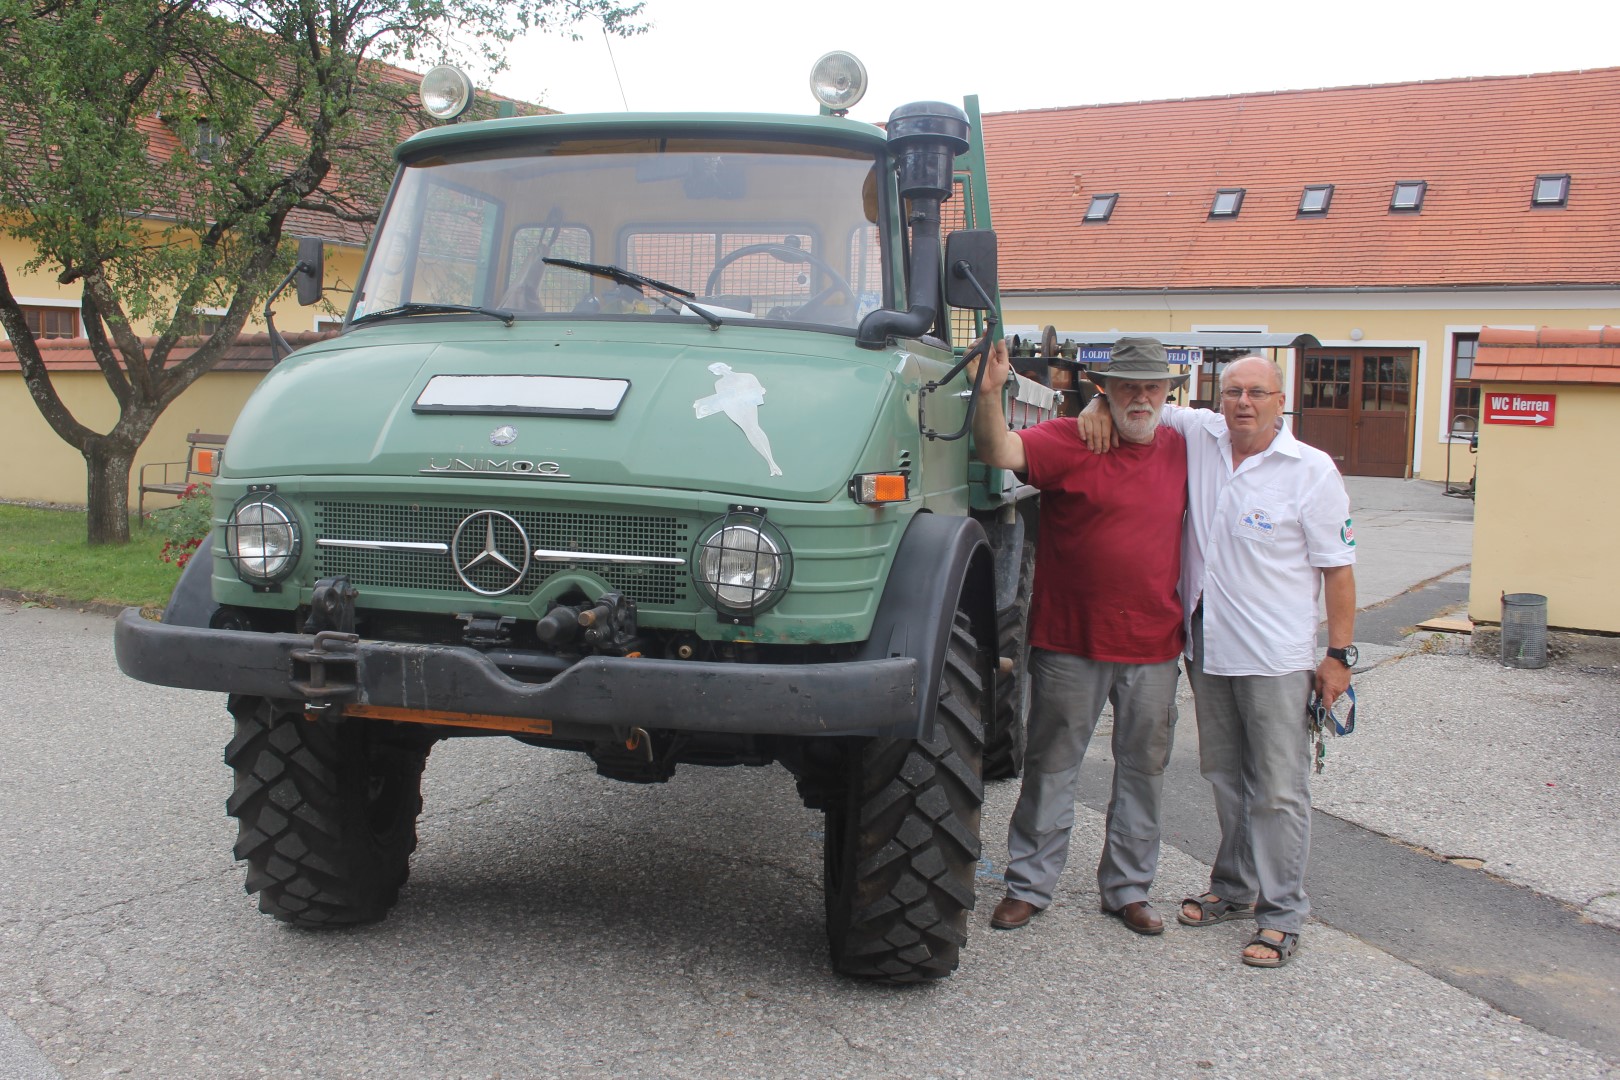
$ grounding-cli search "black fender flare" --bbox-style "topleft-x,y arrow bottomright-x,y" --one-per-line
162,530 -> 220,628
853,513 -> 995,740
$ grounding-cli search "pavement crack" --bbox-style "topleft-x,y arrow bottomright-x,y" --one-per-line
7,871 -> 226,941
421,777 -> 528,818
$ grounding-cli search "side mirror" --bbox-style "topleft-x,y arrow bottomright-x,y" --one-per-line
295,237 -> 324,307
943,229 -> 998,310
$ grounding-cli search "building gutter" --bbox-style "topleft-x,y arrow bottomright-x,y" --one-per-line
1005,283 -> 1620,299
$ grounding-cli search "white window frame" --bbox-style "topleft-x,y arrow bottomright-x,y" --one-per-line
4,296 -> 80,341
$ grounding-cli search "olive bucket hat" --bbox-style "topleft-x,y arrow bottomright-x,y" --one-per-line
1086,336 -> 1190,388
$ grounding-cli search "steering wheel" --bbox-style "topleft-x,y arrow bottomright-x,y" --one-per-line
705,243 -> 855,323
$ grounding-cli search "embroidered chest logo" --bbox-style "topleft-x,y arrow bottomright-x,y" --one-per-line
1238,508 -> 1276,539
1341,519 -> 1356,546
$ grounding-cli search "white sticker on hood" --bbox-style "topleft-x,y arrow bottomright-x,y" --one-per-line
415,375 -> 628,416
694,362 -> 782,476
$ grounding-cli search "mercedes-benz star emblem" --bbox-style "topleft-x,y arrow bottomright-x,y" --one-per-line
490,425 -> 518,446
451,510 -> 531,596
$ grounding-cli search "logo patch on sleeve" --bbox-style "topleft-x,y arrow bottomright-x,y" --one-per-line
1341,519 -> 1355,546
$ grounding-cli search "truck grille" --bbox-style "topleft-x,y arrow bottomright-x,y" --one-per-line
311,501 -> 691,606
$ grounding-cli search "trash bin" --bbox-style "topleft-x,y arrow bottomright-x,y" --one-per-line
1500,593 -> 1548,669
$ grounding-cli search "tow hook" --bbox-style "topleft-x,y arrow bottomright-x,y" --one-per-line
624,726 -> 654,761
289,630 -> 360,709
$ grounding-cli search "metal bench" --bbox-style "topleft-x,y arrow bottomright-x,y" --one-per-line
138,430 -> 227,517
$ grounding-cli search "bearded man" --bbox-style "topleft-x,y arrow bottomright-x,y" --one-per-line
970,335 -> 1188,936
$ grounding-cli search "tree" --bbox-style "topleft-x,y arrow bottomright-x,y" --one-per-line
0,0 -> 644,543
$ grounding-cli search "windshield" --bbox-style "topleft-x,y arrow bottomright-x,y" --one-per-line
352,137 -> 887,331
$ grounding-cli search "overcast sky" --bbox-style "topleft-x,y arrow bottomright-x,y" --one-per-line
482,0 -> 1617,121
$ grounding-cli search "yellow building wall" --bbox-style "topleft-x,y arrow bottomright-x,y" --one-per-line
0,368 -> 266,506
1004,301 -> 1618,483
1,240 -> 368,506
1468,383 -> 1620,634
1,231 -> 365,335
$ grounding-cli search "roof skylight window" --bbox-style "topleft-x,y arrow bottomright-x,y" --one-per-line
1390,181 -> 1427,212
1209,188 -> 1245,218
1532,174 -> 1570,207
1298,185 -> 1333,215
1084,193 -> 1117,222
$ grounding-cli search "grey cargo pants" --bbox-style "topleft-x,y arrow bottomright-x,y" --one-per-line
1002,648 -> 1180,911
1186,609 -> 1315,934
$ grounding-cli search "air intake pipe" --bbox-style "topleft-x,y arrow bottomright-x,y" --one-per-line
856,102 -> 971,349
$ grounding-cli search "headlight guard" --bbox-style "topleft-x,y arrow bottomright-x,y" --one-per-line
691,508 -> 792,624
224,489 -> 301,588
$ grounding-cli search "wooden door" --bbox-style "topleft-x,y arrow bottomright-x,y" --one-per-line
1298,348 -> 1413,477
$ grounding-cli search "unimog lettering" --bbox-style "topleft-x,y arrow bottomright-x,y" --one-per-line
422,457 -> 569,477
114,53 -> 1054,984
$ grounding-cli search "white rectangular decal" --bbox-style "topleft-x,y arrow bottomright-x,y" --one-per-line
414,375 -> 629,417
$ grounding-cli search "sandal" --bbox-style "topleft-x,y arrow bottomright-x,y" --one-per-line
1241,930 -> 1300,968
1177,894 -> 1256,927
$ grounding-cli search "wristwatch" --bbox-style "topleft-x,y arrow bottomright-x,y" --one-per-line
1326,645 -> 1358,668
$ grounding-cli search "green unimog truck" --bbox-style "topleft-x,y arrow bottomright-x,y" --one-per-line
115,57 -> 1057,982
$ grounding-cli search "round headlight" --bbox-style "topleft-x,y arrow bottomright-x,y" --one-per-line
419,65 -> 474,121
225,493 -> 301,585
809,51 -> 867,113
694,519 -> 790,615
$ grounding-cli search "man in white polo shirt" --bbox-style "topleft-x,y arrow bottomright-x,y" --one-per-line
1081,354 -> 1356,967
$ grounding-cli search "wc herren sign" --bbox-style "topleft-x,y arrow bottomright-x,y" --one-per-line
1483,393 -> 1557,427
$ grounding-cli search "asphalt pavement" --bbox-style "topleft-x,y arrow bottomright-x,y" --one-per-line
1,477 -> 1617,1078
1075,477 -> 1620,1063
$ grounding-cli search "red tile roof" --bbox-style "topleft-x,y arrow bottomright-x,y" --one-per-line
981,68 -> 1620,293
0,331 -> 335,373
1474,326 -> 1620,384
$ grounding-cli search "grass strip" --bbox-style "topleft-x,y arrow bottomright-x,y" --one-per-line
0,504 -> 180,609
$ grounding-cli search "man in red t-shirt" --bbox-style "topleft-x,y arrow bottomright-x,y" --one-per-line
971,336 -> 1188,936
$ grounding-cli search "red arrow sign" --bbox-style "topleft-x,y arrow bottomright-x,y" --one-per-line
1483,392 -> 1556,427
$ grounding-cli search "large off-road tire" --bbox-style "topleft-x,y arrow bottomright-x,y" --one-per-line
984,535 -> 1034,780
823,610 -> 987,982
225,695 -> 431,927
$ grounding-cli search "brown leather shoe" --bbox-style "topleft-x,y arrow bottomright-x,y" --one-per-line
990,895 -> 1042,930
1102,900 -> 1165,936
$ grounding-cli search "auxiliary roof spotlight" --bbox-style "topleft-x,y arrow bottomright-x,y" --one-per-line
809,52 -> 867,114
419,65 -> 475,121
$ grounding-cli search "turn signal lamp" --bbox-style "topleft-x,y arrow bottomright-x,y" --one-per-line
420,65 -> 475,121
809,52 -> 867,113
849,472 -> 908,505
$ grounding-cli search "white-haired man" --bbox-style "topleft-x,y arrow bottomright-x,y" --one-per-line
1080,355 -> 1357,967
971,335 -> 1188,937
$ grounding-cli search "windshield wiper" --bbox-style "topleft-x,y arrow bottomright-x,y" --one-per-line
543,257 -> 722,330
351,302 -> 515,328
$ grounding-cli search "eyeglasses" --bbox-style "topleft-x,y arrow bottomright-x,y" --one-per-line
1221,388 -> 1282,402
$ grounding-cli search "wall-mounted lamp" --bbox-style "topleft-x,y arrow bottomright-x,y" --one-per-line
1349,328 -> 1364,341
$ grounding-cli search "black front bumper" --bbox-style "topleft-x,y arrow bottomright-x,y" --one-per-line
113,609 -> 918,737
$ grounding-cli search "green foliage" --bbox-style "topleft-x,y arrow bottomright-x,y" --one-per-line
0,505 -> 180,608
0,0 -> 647,317
157,483 -> 215,569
